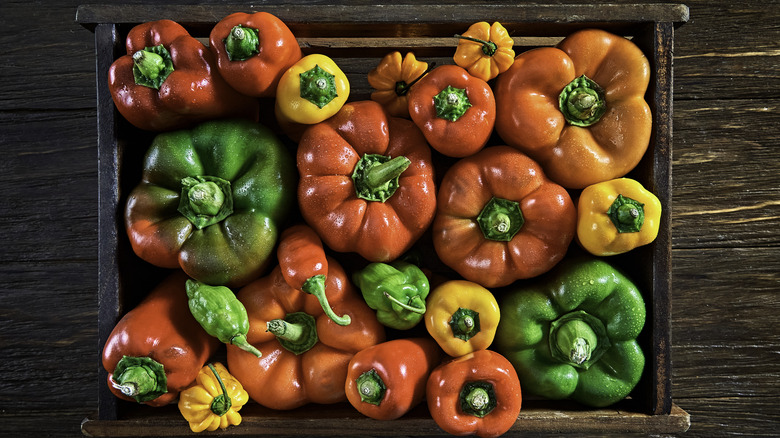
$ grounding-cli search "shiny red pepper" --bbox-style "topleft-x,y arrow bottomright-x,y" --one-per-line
108,19 -> 259,132
209,12 -> 303,97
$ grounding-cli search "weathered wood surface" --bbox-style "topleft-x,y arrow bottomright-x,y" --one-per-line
0,0 -> 778,437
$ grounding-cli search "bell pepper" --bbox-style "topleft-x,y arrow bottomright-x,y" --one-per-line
424,280 -> 500,357
108,19 -> 259,132
124,118 -> 296,287
102,272 -> 221,406
178,363 -> 249,433
426,349 -> 522,438
226,257 -> 385,410
367,51 -> 430,118
209,11 -> 303,97
408,64 -> 495,157
277,224 -> 351,326
352,261 -> 430,330
275,53 -> 350,125
494,257 -> 646,407
577,177 -> 662,256
185,280 -> 262,357
453,21 -> 515,82
494,28 -> 652,189
296,100 -> 437,262
345,338 -> 442,420
432,146 -> 576,287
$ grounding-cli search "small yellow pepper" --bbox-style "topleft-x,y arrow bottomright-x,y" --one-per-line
367,51 -> 429,118
453,21 -> 515,81
425,280 -> 500,357
178,362 -> 248,433
275,53 -> 350,125
577,178 -> 662,256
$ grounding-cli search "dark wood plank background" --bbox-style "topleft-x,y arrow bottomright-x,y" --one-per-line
1,0 -> 777,437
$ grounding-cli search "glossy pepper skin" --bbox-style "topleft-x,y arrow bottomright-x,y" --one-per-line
345,338 -> 442,420
368,51 -> 430,118
178,363 -> 248,433
209,11 -> 302,97
108,19 -> 259,132
433,146 -> 576,288
494,28 -> 652,189
185,280 -> 262,357
276,53 -> 350,125
102,272 -> 221,406
352,261 -> 430,330
453,21 -> 515,82
408,64 -> 495,157
577,178 -> 662,256
124,119 -> 296,288
277,224 -> 352,326
226,257 -> 386,410
425,280 -> 500,357
297,100 -> 437,262
494,257 -> 646,407
426,349 -> 522,438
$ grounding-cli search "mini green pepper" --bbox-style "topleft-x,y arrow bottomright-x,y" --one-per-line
352,261 -> 430,330
186,279 -> 262,357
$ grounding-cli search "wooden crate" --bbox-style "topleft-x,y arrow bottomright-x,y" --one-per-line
76,3 -> 691,435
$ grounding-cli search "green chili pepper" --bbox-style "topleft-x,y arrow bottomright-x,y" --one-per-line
352,261 -> 430,330
185,279 -> 262,357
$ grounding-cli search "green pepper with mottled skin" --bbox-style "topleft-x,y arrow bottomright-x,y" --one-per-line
352,261 -> 430,330
186,279 -> 262,357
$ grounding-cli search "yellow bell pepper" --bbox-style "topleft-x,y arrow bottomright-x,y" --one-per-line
178,362 -> 249,433
424,280 -> 500,357
275,53 -> 350,125
453,21 -> 515,82
577,178 -> 662,256
367,51 -> 429,118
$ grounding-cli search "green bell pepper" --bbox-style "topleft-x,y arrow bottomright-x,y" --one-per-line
125,119 -> 296,287
494,257 -> 646,407
352,261 -> 430,330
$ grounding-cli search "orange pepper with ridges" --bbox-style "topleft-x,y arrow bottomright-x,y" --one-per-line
454,21 -> 515,82
368,51 -> 430,118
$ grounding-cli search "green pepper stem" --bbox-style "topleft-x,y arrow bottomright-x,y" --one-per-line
224,25 -> 260,61
208,364 -> 233,416
302,275 -> 351,326
112,366 -> 156,397
607,194 -> 646,233
187,181 -> 225,216
382,291 -> 426,314
111,356 -> 167,403
229,333 -> 262,358
299,64 -> 338,108
455,34 -> 498,56
433,85 -> 472,122
356,369 -> 386,406
395,62 -> 436,96
132,50 -> 165,80
558,75 -> 607,127
364,156 -> 411,190
267,319 -> 304,342
554,319 -> 597,365
352,154 -> 411,202
266,312 -> 318,355
178,176 -> 234,229
449,307 -> 481,341
548,310 -> 610,369
459,381 -> 497,418
131,45 -> 174,90
477,197 -> 524,241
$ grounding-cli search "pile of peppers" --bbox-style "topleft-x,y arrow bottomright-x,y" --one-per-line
102,12 -> 664,437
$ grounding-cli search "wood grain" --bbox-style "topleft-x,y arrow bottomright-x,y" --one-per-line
1,0 -> 779,437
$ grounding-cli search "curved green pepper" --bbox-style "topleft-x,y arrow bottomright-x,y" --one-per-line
185,279 -> 262,357
124,119 -> 296,287
352,261 -> 430,330
494,257 -> 646,408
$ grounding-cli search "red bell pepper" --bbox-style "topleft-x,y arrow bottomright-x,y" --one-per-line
108,19 -> 259,131
209,12 -> 303,97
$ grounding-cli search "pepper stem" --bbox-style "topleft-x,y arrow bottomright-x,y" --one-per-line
224,25 -> 260,61
607,194 -> 646,233
549,310 -> 611,369
229,333 -> 262,358
131,44 -> 174,90
383,291 -> 426,314
433,85 -> 472,122
178,176 -> 234,229
111,356 -> 167,403
455,34 -> 498,56
299,64 -> 338,108
459,381 -> 497,418
449,307 -> 481,341
208,364 -> 233,416
559,75 -> 607,127
266,312 -> 318,355
352,154 -> 411,202
356,369 -> 386,406
477,197 -> 524,241
302,275 -> 351,326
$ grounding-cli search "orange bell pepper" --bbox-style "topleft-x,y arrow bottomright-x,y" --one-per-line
453,21 -> 515,82
296,100 -> 437,262
494,28 -> 652,189
408,64 -> 495,157
426,349 -> 522,438
433,146 -> 576,287
345,338 -> 442,420
367,51 -> 430,118
226,257 -> 385,410
209,11 -> 303,97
